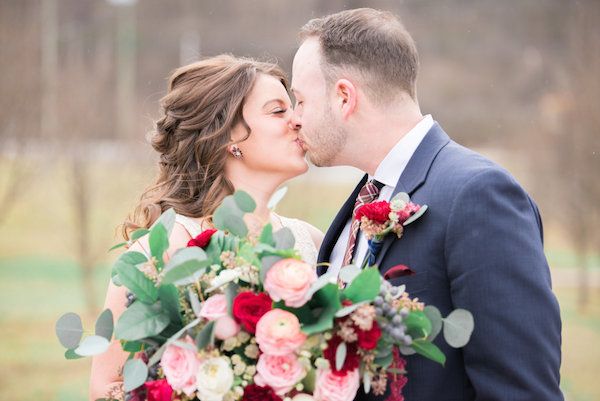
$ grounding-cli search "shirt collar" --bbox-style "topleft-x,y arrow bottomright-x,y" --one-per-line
371,114 -> 434,188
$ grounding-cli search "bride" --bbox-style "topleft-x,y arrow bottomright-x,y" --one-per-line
89,54 -> 323,400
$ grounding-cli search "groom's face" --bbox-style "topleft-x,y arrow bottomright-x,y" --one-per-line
291,38 -> 347,167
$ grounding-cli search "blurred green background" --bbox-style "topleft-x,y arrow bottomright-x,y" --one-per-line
1,1 -> 599,401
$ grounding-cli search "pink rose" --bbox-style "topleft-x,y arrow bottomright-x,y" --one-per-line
200,294 -> 228,321
314,367 -> 360,401
214,315 -> 241,340
160,335 -> 199,396
264,259 -> 317,308
254,353 -> 306,395
255,309 -> 306,356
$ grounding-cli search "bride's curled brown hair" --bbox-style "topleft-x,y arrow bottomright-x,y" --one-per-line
122,54 -> 288,239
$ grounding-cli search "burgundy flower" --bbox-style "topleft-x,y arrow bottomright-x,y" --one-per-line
241,384 -> 283,401
324,335 -> 360,376
232,291 -> 272,334
187,229 -> 218,248
356,320 -> 382,350
144,379 -> 173,401
355,201 -> 392,224
383,265 -> 415,280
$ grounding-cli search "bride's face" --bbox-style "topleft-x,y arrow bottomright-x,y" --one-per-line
232,73 -> 308,178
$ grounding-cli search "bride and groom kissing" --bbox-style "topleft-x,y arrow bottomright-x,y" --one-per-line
91,8 -> 564,401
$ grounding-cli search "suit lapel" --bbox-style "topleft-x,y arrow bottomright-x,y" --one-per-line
317,174 -> 368,274
374,123 -> 451,267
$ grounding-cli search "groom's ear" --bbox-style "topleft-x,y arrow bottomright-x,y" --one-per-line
335,79 -> 357,120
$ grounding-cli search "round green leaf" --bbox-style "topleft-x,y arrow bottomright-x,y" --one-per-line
424,305 -> 443,341
162,247 -> 209,286
234,190 -> 257,213
95,309 -> 114,341
274,227 -> 295,249
116,262 -> 158,304
74,335 -> 110,356
443,309 -> 474,348
123,358 -> 148,392
115,302 -> 170,341
55,312 -> 83,349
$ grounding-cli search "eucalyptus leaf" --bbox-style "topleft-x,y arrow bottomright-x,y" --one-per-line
424,305 -> 443,341
274,227 -> 295,249
213,197 -> 244,232
334,300 -> 370,318
114,301 -> 170,341
131,228 -> 150,241
55,312 -> 83,349
95,309 -> 114,341
233,190 -> 256,213
149,223 -> 169,269
166,318 -> 201,346
74,335 -> 110,357
411,339 -> 446,366
108,242 -> 127,252
123,358 -> 148,392
119,251 -> 148,265
115,261 -> 158,304
188,287 -> 203,318
224,282 -> 239,315
158,284 -> 182,325
65,348 -> 84,360
342,266 -> 381,303
403,204 -> 428,226
161,247 -> 210,286
152,208 -> 176,235
335,341 -> 347,371
443,309 -> 474,348
196,321 -> 215,349
148,343 -> 167,367
267,186 -> 288,210
391,192 -> 410,205
259,223 -> 275,246
301,283 -> 342,335
222,214 -> 248,237
399,345 -> 416,355
337,264 -> 362,284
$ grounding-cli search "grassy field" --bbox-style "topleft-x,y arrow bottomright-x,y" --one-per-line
0,158 -> 599,400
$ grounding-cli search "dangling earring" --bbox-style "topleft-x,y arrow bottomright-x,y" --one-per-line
230,145 -> 243,159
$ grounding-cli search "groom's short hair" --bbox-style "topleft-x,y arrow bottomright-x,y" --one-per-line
299,8 -> 419,103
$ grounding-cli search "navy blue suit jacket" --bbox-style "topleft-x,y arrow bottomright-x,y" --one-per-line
318,124 -> 563,401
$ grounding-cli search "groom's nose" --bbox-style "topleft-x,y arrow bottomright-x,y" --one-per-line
289,112 -> 301,131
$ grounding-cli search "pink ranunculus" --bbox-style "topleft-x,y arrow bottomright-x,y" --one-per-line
160,335 -> 200,396
255,309 -> 306,356
200,293 -> 228,321
313,367 -> 360,401
264,259 -> 317,308
254,353 -> 306,396
214,315 -> 241,340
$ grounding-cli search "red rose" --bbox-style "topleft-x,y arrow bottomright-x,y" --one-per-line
232,291 -> 272,334
144,379 -> 173,401
356,320 -> 382,350
355,201 -> 392,224
241,384 -> 283,401
397,203 -> 420,224
187,229 -> 218,248
323,335 -> 360,375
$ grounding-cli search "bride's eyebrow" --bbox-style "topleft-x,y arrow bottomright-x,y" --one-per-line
262,99 -> 286,108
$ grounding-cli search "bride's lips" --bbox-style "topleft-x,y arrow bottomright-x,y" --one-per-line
295,137 -> 307,151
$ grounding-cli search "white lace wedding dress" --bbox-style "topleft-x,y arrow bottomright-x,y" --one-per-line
174,213 -> 318,266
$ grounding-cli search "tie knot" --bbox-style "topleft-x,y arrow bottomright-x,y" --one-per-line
354,180 -> 383,214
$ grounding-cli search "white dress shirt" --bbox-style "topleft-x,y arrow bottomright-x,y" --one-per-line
328,115 -> 434,276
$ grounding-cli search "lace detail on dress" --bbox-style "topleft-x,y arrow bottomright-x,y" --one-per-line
277,215 -> 318,267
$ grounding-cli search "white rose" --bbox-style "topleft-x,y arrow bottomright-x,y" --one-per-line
196,357 -> 234,401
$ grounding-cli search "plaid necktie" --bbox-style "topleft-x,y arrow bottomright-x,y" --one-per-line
342,179 -> 384,266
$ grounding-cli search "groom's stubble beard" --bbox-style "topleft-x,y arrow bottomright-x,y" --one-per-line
305,102 -> 347,167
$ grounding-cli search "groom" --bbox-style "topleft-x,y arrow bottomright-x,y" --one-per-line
290,8 -> 563,401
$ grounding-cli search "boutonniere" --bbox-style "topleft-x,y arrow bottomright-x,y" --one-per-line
356,192 -> 428,266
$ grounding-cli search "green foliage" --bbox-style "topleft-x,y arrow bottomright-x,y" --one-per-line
404,311 -> 433,340
342,267 -> 381,303
158,284 -> 182,325
443,309 -> 474,348
95,309 -> 114,341
300,283 -> 342,335
123,358 -> 148,392
55,312 -> 83,349
161,247 -> 210,286
411,339 -> 446,366
114,301 -> 170,341
115,261 -> 158,304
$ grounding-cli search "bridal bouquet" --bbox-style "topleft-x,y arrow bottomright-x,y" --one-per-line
56,191 -> 474,401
